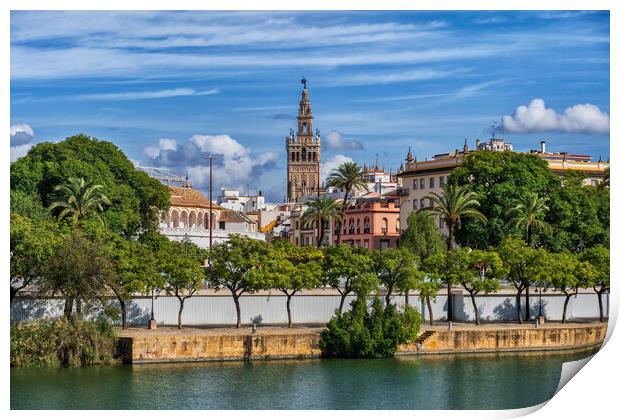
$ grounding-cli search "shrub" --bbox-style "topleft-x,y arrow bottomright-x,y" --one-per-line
320,295 -> 421,358
10,318 -> 119,367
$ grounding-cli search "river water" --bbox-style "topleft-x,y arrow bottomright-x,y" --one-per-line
11,349 -> 596,410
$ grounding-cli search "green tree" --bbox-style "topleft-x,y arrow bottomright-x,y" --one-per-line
48,177 -> 111,227
157,239 -> 206,329
323,245 -> 378,314
11,134 -> 170,237
372,248 -> 422,305
418,279 -> 441,326
109,236 -> 161,329
450,150 -> 560,249
543,172 -> 609,252
326,162 -> 368,244
207,235 -> 269,328
454,249 -> 503,325
265,241 -> 324,327
506,192 -> 551,247
545,252 -> 596,323
498,237 -> 545,323
301,196 -> 343,247
10,214 -> 62,303
581,246 -> 610,322
400,210 -> 446,259
42,231 -> 116,320
423,182 -> 486,321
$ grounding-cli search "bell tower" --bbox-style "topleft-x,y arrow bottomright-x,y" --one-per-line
286,78 -> 321,202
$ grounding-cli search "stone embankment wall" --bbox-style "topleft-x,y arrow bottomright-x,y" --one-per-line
396,324 -> 607,355
119,332 -> 321,363
117,324 -> 606,363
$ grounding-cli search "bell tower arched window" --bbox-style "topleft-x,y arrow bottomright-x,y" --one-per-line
302,147 -> 307,162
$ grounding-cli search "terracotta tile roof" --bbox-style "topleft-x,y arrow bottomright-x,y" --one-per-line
220,209 -> 255,224
169,186 -> 224,210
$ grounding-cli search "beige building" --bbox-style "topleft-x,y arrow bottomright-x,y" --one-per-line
397,138 -> 609,231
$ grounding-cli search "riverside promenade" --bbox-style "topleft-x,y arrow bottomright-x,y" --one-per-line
117,322 -> 607,363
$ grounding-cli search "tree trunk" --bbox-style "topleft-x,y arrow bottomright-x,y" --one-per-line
286,294 -> 293,328
525,286 -> 531,321
64,298 -> 74,320
426,296 -> 434,326
470,293 -> 480,325
112,288 -> 128,329
405,291 -> 409,307
177,298 -> 184,329
317,218 -> 323,248
10,286 -> 18,304
120,299 -> 128,329
336,191 -> 349,245
233,294 -> 242,328
562,294 -> 571,324
516,289 -> 523,324
385,284 -> 393,306
446,224 -> 454,322
338,292 -> 348,315
597,290 -> 604,322
75,298 -> 82,319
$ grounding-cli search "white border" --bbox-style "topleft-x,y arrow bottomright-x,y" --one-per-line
3,1 -> 616,419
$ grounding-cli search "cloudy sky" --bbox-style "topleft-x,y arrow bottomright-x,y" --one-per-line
10,11 -> 610,201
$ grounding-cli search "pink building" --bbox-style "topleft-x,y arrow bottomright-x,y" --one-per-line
337,193 -> 401,250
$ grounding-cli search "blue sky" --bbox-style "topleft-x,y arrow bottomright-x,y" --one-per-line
10,10 -> 610,201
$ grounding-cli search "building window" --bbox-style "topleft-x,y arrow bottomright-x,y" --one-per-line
380,239 -> 390,251
420,198 -> 425,208
349,219 -> 355,234
219,221 -> 226,230
356,219 -> 361,234
412,179 -> 418,190
429,177 -> 435,188
420,178 -> 425,189
381,218 -> 388,234
439,218 -> 445,229
363,217 -> 370,234
439,176 -> 445,187
412,199 -> 418,210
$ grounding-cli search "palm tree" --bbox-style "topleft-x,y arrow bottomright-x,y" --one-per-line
48,177 -> 111,227
506,192 -> 551,247
423,182 -> 487,322
326,162 -> 368,244
301,196 -> 342,248
506,192 -> 551,321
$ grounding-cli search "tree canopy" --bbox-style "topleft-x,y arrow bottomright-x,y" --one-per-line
450,150 -> 560,249
11,134 -> 170,237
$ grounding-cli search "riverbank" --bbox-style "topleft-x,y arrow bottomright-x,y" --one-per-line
117,321 -> 607,363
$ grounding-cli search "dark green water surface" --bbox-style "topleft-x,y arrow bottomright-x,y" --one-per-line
11,349 -> 596,410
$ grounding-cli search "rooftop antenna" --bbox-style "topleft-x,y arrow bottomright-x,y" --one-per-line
490,121 -> 497,138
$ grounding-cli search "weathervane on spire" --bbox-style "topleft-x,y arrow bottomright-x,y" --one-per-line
301,77 -> 307,89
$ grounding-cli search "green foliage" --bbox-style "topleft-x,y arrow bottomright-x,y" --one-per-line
323,245 -> 378,312
581,246 -> 610,293
320,295 -> 421,358
10,134 -> 170,237
326,162 -> 368,244
48,177 -> 112,227
423,182 -> 486,250
400,210 -> 446,258
10,214 -> 64,301
543,172 -> 610,252
372,248 -> 422,304
505,192 -> 551,247
301,196 -> 343,247
11,318 -> 118,367
450,151 -> 560,249
41,230 -> 116,319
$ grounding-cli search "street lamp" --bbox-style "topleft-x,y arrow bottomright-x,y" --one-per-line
534,284 -> 547,322
149,286 -> 157,330
204,154 -> 220,250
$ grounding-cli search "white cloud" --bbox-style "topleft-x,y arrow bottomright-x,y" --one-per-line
10,124 -> 35,162
322,131 -> 364,151
10,123 -> 34,146
76,88 -> 219,101
334,68 -> 459,86
501,98 -> 610,134
143,134 -> 279,189
321,154 -> 353,180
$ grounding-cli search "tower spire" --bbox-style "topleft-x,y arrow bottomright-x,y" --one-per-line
406,147 -> 413,163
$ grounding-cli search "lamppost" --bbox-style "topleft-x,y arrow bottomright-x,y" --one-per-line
534,284 -> 547,324
204,154 -> 219,250
148,286 -> 157,330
